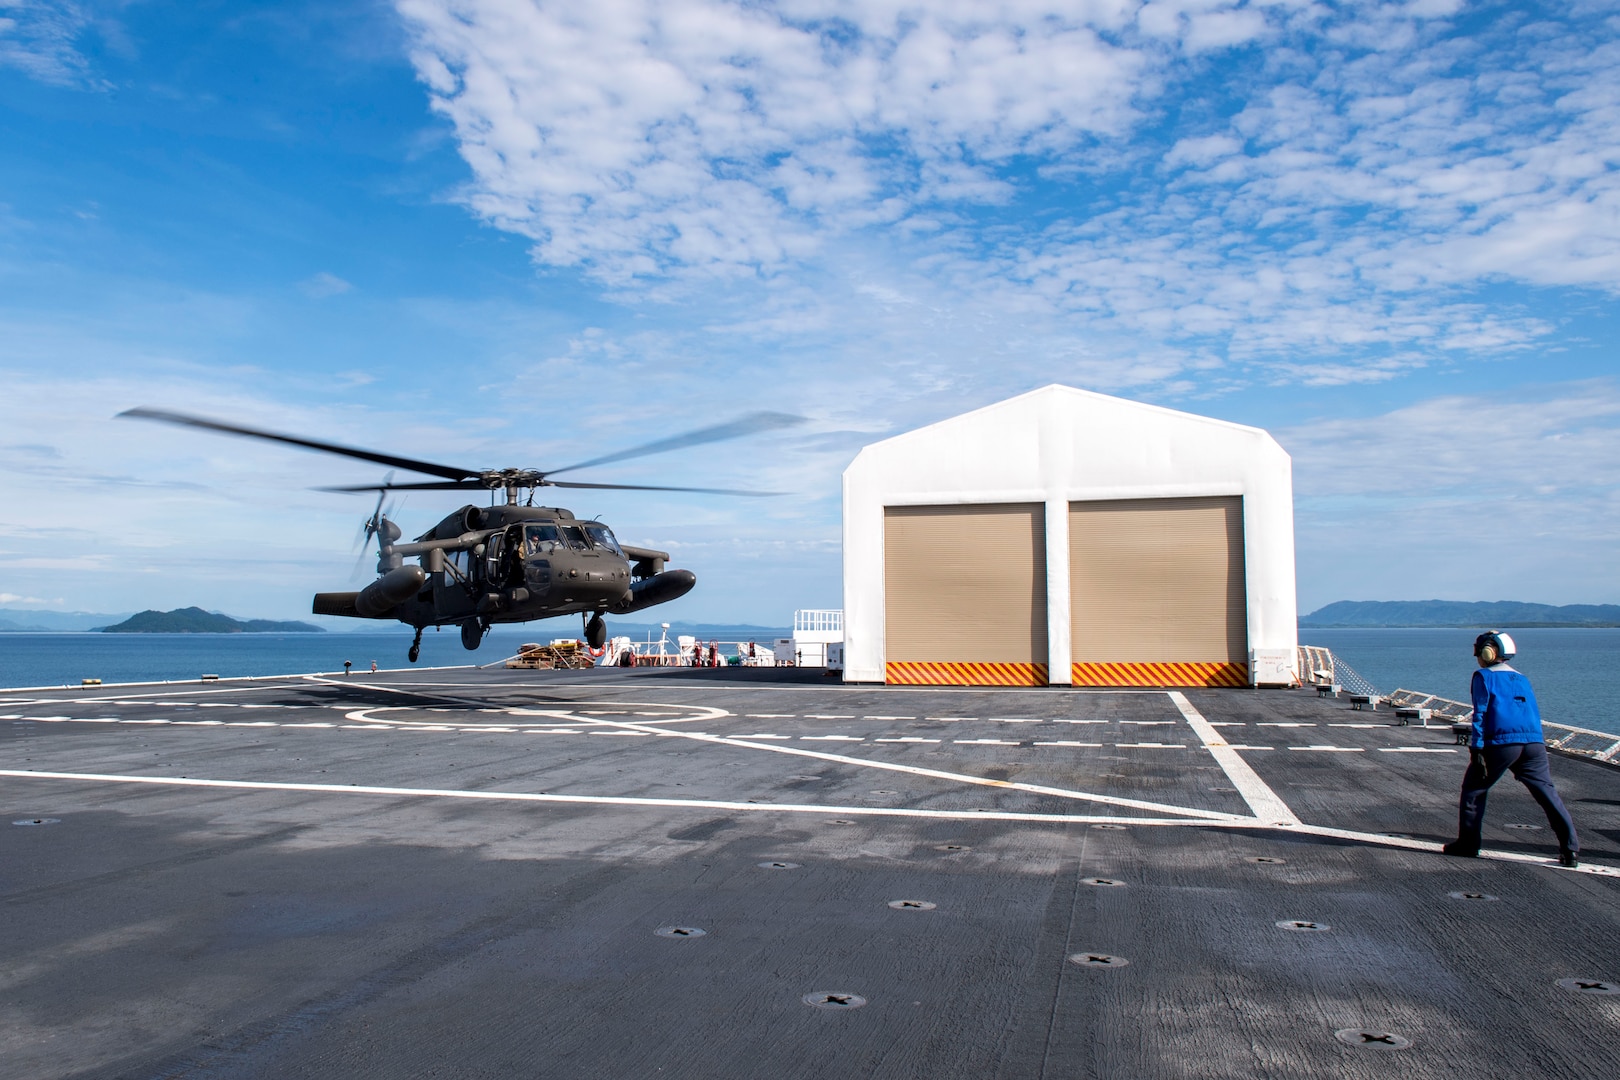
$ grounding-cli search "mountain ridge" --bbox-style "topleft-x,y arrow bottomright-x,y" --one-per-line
1300,600 -> 1620,628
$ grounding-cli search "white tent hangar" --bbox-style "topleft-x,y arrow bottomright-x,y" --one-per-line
842,385 -> 1297,687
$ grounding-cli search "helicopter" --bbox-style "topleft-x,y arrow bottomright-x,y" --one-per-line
120,407 -> 801,662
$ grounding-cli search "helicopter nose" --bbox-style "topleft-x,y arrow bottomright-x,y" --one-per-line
558,564 -> 632,602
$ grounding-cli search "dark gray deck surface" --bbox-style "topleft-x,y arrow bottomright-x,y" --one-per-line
3,667 -> 1618,1078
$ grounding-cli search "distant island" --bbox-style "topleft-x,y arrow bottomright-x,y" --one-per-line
1301,600 -> 1620,628
98,608 -> 325,634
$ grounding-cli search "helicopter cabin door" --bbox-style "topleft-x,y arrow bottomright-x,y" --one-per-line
882,503 -> 1047,686
1068,496 -> 1248,687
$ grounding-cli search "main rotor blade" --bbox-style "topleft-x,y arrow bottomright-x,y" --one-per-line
546,479 -> 781,496
317,480 -> 482,493
545,411 -> 807,476
119,407 -> 478,482
319,478 -> 781,496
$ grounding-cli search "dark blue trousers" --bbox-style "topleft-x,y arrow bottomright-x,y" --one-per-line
1457,742 -> 1578,853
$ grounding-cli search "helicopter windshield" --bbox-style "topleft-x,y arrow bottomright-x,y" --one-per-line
559,525 -> 590,551
523,524 -> 560,556
583,524 -> 625,556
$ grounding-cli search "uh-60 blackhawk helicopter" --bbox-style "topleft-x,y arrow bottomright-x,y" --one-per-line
121,407 -> 802,663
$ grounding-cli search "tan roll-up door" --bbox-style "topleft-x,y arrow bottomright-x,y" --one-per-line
1069,496 -> 1247,687
884,503 -> 1047,685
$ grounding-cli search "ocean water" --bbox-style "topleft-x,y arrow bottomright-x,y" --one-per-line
1301,627 -> 1620,736
0,629 -> 544,688
4,626 -> 1616,737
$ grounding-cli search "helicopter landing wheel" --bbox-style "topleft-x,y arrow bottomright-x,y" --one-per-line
460,620 -> 484,652
408,627 -> 422,663
585,613 -> 606,650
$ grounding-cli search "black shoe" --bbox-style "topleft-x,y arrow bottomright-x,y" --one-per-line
1558,850 -> 1579,868
1442,840 -> 1479,858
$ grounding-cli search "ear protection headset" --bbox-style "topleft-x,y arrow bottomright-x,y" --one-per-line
1473,630 -> 1517,664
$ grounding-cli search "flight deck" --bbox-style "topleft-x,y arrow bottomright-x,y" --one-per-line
4,667 -> 1618,1078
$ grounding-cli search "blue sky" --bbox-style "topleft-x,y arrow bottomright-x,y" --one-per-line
1,0 -> 1617,625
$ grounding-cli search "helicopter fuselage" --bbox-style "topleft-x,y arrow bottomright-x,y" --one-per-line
313,503 -> 695,635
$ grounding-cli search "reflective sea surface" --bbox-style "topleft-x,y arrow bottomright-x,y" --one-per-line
3,626 -> 1616,736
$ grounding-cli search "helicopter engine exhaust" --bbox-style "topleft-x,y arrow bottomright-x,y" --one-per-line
612,569 -> 697,615
355,565 -> 428,618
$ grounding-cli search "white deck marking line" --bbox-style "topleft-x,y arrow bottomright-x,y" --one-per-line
550,713 -> 1245,820
1258,722 -> 1314,727
925,717 -> 969,722
1289,746 -> 1362,753
1035,741 -> 1101,747
875,737 -> 938,743
806,715 -> 855,719
1330,723 -> 1382,728
1207,722 -> 1245,727
801,735 -> 863,741
1379,747 -> 1457,753
741,734 -> 791,740
955,738 -> 1017,745
1169,691 -> 1300,826
3,766 -> 1614,878
987,718 -> 1042,723
1121,721 -> 1175,726
1224,745 -> 1276,751
1116,743 -> 1185,748
0,769 -> 1232,827
746,714 -> 795,718
1051,719 -> 1105,724
314,678 -> 1249,820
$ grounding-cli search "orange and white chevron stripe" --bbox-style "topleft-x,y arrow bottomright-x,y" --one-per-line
886,661 -> 1049,687
1071,661 -> 1248,688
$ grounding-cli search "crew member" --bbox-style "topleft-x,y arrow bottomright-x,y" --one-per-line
1443,631 -> 1579,867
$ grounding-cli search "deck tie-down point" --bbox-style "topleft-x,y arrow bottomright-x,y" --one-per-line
803,992 -> 867,1009
1335,1029 -> 1411,1050
1068,953 -> 1129,967
1556,978 -> 1619,995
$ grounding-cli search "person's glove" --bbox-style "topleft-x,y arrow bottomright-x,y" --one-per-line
1470,748 -> 1488,773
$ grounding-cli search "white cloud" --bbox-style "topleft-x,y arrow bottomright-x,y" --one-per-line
0,1 -> 96,86
397,0 -> 1156,282
396,1 -> 1620,380
1281,380 -> 1620,606
298,271 -> 354,298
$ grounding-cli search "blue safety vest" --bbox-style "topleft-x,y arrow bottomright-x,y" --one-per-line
1469,664 -> 1544,748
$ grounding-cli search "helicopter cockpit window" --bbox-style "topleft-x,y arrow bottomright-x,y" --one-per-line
523,524 -> 561,556
560,525 -> 590,551
582,524 -> 625,556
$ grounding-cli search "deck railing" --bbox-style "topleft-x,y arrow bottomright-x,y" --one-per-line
1303,647 -> 1620,767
